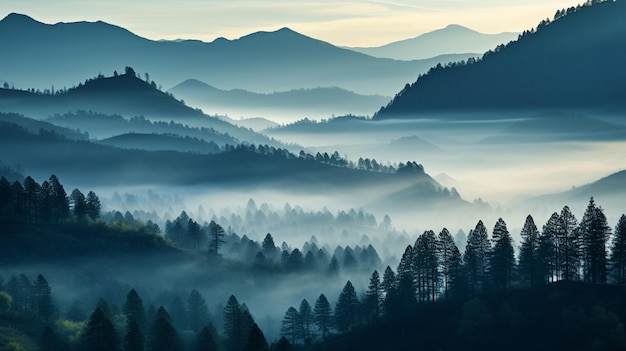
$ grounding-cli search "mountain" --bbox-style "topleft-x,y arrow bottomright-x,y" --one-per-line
0,13 -> 472,96
0,112 -> 88,140
346,24 -> 518,61
219,116 -> 280,132
375,1 -> 626,118
168,79 -> 390,119
529,169 -> 626,211
98,133 -> 222,154
0,73 -> 288,147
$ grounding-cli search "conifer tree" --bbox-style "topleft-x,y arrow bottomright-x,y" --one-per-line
244,323 -> 268,351
380,266 -> 397,316
437,228 -> 462,299
539,212 -> 559,282
298,299 -> 314,343
86,191 -> 101,220
149,306 -> 183,351
194,324 -> 220,351
70,188 -> 87,219
414,230 -> 439,302
518,215 -> 542,287
82,307 -> 118,351
558,206 -> 580,281
580,198 -> 611,284
490,218 -> 515,290
224,295 -> 243,351
364,270 -> 382,321
609,215 -> 626,284
280,307 -> 299,345
34,274 -> 54,322
313,294 -> 332,340
124,318 -> 144,351
208,221 -> 226,257
464,221 -> 491,294
334,281 -> 359,334
188,289 -> 211,333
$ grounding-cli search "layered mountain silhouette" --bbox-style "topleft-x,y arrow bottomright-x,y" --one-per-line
375,1 -> 626,118
346,24 -> 518,61
168,79 -> 390,118
0,73 -> 285,147
0,13 -> 472,96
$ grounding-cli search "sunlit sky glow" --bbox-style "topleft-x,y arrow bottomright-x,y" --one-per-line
2,0 -> 584,46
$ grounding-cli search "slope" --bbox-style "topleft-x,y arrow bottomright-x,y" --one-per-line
347,24 -> 518,61
0,13 -> 470,96
375,1 -> 626,118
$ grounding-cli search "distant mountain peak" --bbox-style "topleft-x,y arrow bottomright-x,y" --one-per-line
0,13 -> 43,26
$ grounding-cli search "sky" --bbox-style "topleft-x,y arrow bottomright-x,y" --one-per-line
2,0 -> 584,47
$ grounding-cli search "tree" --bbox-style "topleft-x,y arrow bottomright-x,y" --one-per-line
262,233 -> 277,258
188,219 -> 206,252
34,274 -> 54,322
124,318 -> 144,351
48,175 -> 69,223
224,295 -> 244,351
539,212 -> 560,282
396,245 -> 416,308
518,215 -> 542,287
313,294 -> 332,340
195,324 -> 221,351
40,325 -> 60,351
272,337 -> 293,351
125,66 -> 136,76
609,215 -> 626,284
149,306 -> 183,351
208,221 -> 226,257
188,289 -> 210,333
380,266 -> 397,316
81,307 -> 118,351
280,307 -> 299,345
414,230 -> 440,302
464,221 -> 491,294
489,218 -> 515,290
123,289 -> 146,332
86,191 -> 101,220
364,270 -> 382,321
23,176 -> 40,222
559,206 -> 580,281
298,299 -> 314,344
70,189 -> 87,219
334,281 -> 359,334
580,198 -> 611,284
438,228 -> 462,299
244,323 -> 268,351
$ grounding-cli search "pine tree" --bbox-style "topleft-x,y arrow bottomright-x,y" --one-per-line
609,215 -> 626,284
280,307 -> 299,345
313,294 -> 332,340
149,306 -> 183,351
464,221 -> 491,294
437,228 -> 462,299
34,274 -> 54,322
298,299 -> 314,344
558,206 -> 580,281
244,323 -> 268,351
188,289 -> 211,333
124,318 -> 144,351
489,218 -> 515,290
380,266 -> 397,316
70,188 -> 87,219
364,270 -> 382,321
334,281 -> 359,334
82,307 -> 118,351
518,215 -> 542,287
580,198 -> 611,284
194,324 -> 220,351
123,289 -> 146,331
23,176 -> 40,222
539,212 -> 559,282
208,221 -> 226,257
224,295 -> 243,351
48,175 -> 69,223
273,337 -> 293,351
86,191 -> 101,220
414,230 -> 440,302
40,325 -> 60,351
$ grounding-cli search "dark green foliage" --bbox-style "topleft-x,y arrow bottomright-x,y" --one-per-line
81,307 -> 118,351
489,218 -> 515,290
313,294 -> 332,340
188,289 -> 210,333
518,215 -> 542,287
149,306 -> 183,351
195,324 -> 221,351
609,215 -> 626,284
244,323 -> 268,351
334,281 -> 359,334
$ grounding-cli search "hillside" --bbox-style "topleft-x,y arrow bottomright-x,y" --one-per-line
0,74 -> 287,147
375,1 -> 626,118
98,133 -> 222,154
168,79 -> 390,118
0,13 -> 471,96
346,24 -> 518,61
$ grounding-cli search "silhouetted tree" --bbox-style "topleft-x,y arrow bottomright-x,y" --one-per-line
34,274 -> 54,322
559,206 -> 580,281
188,289 -> 210,333
380,266 -> 397,316
209,221 -> 226,257
334,281 -> 358,334
244,323 -> 268,351
580,198 -> 611,284
280,307 -> 299,345
438,228 -> 462,299
124,318 -> 144,351
609,215 -> 626,284
298,299 -> 314,344
518,215 -> 542,287
489,218 -> 515,290
224,295 -> 244,351
82,307 -> 118,351
464,221 -> 491,294
414,230 -> 439,301
272,337 -> 293,351
149,307 -> 183,351
539,212 -> 560,282
364,270 -> 381,321
313,294 -> 332,340
123,289 -> 146,332
86,191 -> 101,220
70,188 -> 87,219
195,324 -> 221,351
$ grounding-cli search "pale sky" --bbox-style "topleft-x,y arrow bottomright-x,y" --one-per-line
1,0 -> 584,46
